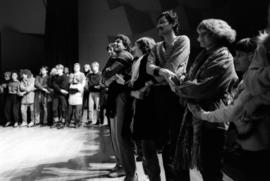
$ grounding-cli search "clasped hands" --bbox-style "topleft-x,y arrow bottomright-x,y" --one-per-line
159,68 -> 182,92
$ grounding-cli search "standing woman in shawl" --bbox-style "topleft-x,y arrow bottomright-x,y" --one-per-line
174,19 -> 238,181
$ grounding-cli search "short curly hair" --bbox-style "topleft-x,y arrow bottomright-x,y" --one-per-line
135,37 -> 156,55
197,19 -> 236,45
157,10 -> 179,34
20,69 -> 32,78
114,34 -> 131,52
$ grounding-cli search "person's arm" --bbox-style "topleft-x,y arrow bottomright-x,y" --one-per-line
20,81 -> 27,92
62,76 -> 70,91
190,89 -> 251,123
18,81 -> 25,96
52,77 -> 61,92
35,76 -> 43,90
102,59 -> 127,80
176,52 -> 236,100
241,92 -> 270,118
81,73 -> 86,89
26,78 -> 36,92
102,52 -> 133,85
147,37 -> 190,86
146,45 -> 177,80
57,76 -> 69,95
93,73 -> 103,88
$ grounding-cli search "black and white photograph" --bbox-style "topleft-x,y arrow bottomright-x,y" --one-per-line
0,0 -> 269,180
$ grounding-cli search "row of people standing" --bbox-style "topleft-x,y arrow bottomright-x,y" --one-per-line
0,62 -> 106,128
102,10 -> 270,181
101,12 -> 190,180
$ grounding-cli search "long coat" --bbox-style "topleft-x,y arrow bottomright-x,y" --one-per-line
174,46 -> 238,170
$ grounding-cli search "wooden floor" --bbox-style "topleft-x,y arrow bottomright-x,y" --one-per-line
0,123 -> 230,181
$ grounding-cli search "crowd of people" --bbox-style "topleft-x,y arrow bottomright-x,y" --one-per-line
0,62 -> 105,128
1,9 -> 270,181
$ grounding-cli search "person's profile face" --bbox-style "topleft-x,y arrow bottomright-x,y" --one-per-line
234,50 -> 251,73
197,29 -> 215,49
157,16 -> 172,36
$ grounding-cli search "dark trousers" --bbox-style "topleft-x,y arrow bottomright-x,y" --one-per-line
0,94 -> 7,125
223,148 -> 270,181
34,92 -> 48,125
82,90 -> 89,119
47,101 -> 53,125
98,89 -> 108,124
4,94 -> 20,125
200,126 -> 225,181
52,95 -> 67,121
114,91 -> 136,177
66,105 -> 82,124
142,85 -> 189,181
141,140 -> 161,181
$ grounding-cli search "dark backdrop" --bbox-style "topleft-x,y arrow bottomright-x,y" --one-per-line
0,0 -> 269,74
45,0 -> 78,69
79,0 -> 270,69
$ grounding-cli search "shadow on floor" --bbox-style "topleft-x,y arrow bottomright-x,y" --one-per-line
6,126 -> 117,181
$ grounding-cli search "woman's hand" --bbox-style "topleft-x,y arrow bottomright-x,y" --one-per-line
159,68 -> 176,80
187,104 -> 205,120
60,89 -> 68,95
159,68 -> 177,91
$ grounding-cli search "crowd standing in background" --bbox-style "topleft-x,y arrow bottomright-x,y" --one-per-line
1,9 -> 270,181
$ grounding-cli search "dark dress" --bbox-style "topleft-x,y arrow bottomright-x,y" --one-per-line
131,54 -> 155,140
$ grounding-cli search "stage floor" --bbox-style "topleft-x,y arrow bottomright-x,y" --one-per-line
0,126 -> 156,181
0,125 -> 221,181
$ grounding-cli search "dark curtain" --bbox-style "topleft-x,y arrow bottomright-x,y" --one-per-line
45,0 -> 78,68
0,32 -> 2,75
228,0 -> 269,39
